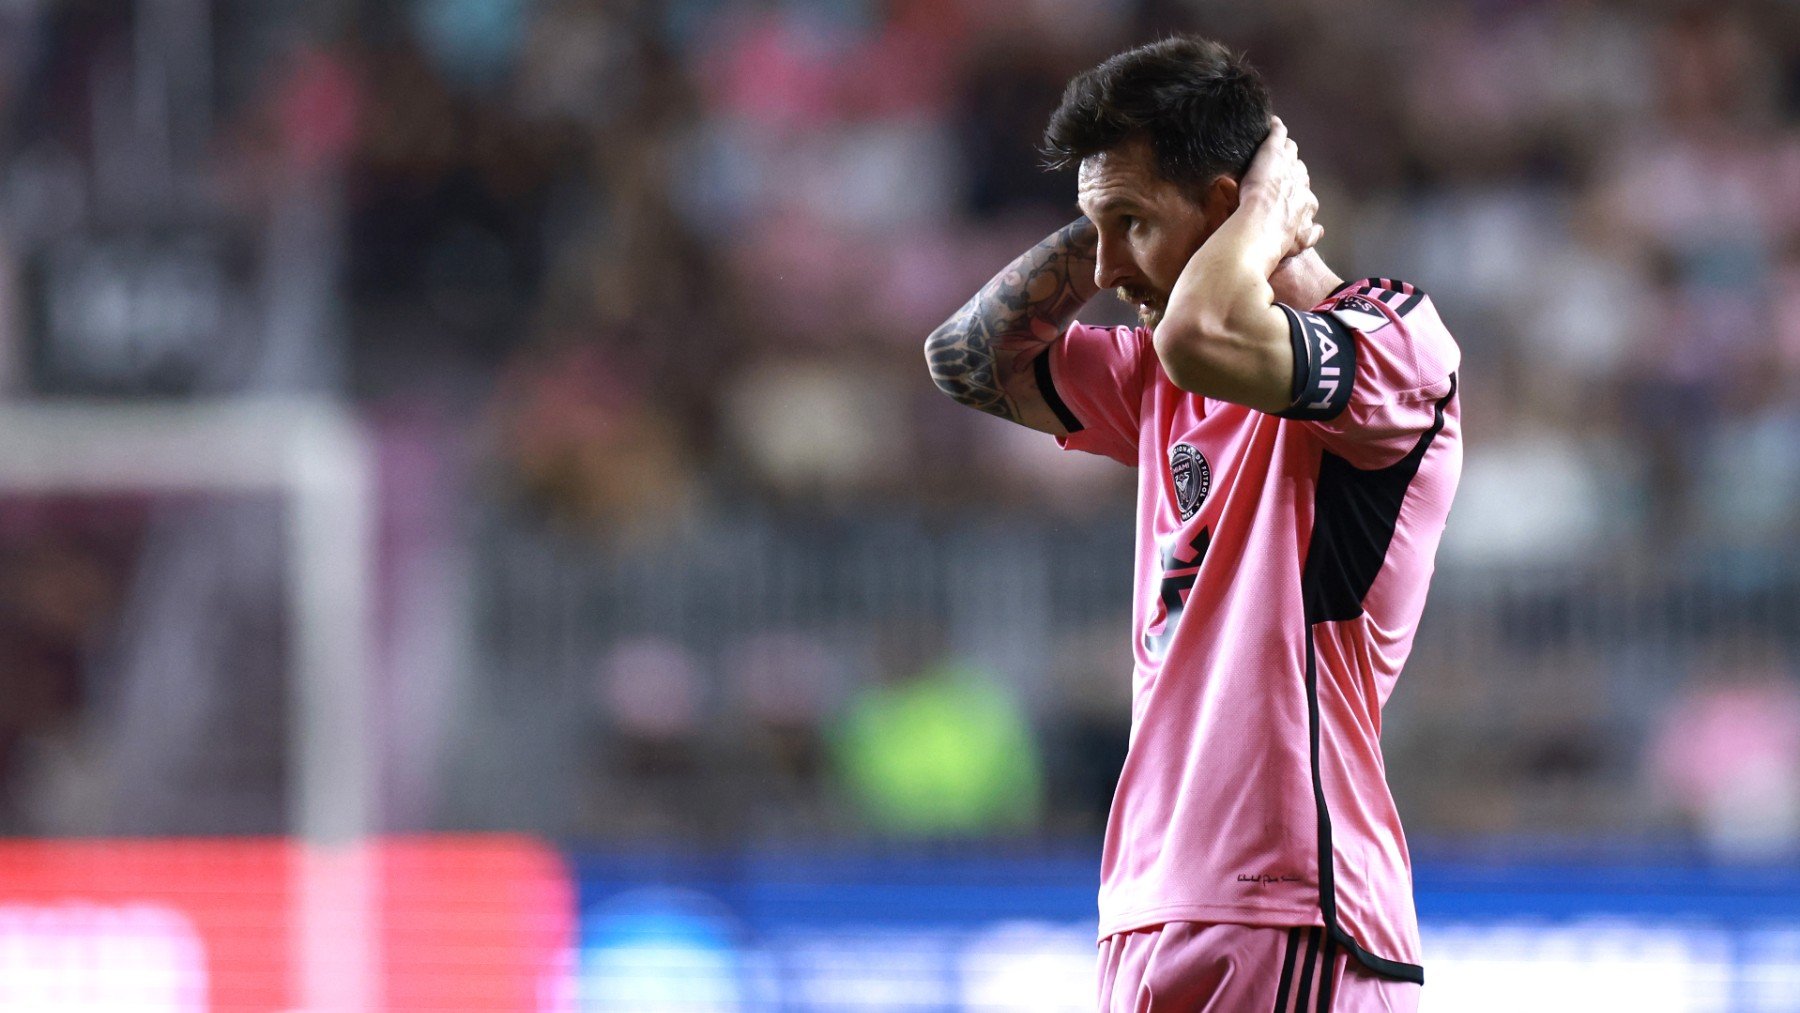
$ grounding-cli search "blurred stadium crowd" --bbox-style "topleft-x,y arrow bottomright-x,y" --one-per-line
2,0 -> 1800,858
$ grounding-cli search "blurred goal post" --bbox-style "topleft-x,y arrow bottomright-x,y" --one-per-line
0,397 -> 377,1011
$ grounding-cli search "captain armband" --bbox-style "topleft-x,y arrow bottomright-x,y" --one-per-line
1276,305 -> 1357,421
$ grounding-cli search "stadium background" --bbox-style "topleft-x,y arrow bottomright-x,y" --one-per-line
1,0 -> 1799,1009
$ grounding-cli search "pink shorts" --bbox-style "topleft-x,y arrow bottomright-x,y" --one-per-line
1097,922 -> 1420,1012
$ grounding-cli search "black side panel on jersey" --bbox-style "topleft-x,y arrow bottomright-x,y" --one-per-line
1302,373 -> 1458,622
1277,306 -> 1357,421
1033,347 -> 1083,433
1302,630 -> 1428,984
1300,372 -> 1458,987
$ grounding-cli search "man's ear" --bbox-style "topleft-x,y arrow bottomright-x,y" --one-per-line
1200,175 -> 1239,231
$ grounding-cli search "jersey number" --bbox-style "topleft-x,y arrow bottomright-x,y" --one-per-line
1143,526 -> 1211,659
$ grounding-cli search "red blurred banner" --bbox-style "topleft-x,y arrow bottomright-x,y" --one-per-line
0,835 -> 573,1011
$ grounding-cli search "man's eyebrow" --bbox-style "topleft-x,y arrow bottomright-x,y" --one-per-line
1081,196 -> 1143,217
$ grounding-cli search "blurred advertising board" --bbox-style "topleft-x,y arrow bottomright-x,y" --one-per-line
572,849 -> 1800,1013
4,839 -> 1797,1011
0,835 -> 572,1011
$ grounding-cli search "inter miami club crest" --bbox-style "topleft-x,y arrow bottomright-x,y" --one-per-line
1170,443 -> 1211,521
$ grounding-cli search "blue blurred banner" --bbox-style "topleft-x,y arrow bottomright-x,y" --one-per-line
572,847 -> 1800,1012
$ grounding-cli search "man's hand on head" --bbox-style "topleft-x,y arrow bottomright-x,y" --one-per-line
1238,117 -> 1324,265
1153,119 -> 1340,410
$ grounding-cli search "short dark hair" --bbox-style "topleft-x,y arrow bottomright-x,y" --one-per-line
1041,36 -> 1271,192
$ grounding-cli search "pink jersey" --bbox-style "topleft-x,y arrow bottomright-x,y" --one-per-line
1045,278 -> 1461,984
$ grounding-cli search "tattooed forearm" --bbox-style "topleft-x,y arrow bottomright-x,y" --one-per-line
925,217 -> 1099,427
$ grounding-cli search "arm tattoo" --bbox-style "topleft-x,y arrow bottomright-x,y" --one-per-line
925,217 -> 1099,423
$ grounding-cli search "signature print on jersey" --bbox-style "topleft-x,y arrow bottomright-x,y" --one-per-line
1170,443 -> 1211,521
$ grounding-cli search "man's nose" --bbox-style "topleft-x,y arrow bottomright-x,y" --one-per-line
1094,232 -> 1132,292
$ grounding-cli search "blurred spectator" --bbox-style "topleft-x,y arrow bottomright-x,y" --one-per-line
723,631 -> 847,834
1650,648 -> 1800,860
1439,421 -> 1622,568
722,355 -> 909,501
594,637 -> 711,839
0,498 -> 143,832
834,657 -> 1043,837
488,337 -> 697,540
1041,625 -> 1130,835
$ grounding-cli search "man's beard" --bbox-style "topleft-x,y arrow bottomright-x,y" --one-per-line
1117,287 -> 1164,329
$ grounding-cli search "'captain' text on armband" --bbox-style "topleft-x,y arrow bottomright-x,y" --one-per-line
1276,306 -> 1356,421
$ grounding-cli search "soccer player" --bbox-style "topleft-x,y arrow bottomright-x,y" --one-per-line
924,37 -> 1460,1012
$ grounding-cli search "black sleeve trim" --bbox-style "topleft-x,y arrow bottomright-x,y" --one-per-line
1276,305 -> 1358,421
1033,348 -> 1083,433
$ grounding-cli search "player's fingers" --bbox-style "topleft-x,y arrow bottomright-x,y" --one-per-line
1243,124 -> 1290,188
1261,120 -> 1289,159
1287,208 -> 1318,253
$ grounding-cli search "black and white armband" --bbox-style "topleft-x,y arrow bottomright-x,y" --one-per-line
1276,305 -> 1357,421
